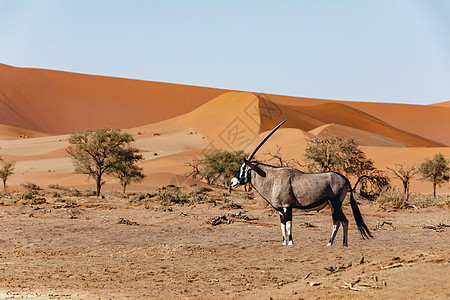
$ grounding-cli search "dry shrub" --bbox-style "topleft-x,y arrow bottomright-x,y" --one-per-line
129,192 -> 158,208
437,198 -> 450,208
157,186 -> 188,205
219,200 -> 242,210
12,189 -> 47,205
186,186 -> 213,203
377,187 -> 407,209
21,182 -> 41,191
409,194 -> 450,208
48,183 -> 65,190
206,211 -> 258,226
130,186 -> 190,207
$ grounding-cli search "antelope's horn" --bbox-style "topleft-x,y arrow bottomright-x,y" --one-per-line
247,119 -> 287,161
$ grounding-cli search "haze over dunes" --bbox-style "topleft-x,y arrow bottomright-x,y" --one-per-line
0,64 -> 449,193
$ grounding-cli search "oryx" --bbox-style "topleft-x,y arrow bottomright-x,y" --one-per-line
230,120 -> 372,246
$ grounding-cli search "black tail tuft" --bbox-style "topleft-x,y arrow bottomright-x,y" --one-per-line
349,189 -> 373,239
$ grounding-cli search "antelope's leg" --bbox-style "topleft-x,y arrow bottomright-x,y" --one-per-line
327,201 -> 339,246
337,188 -> 349,247
285,207 -> 294,245
342,219 -> 349,247
327,220 -> 341,246
278,209 -> 287,245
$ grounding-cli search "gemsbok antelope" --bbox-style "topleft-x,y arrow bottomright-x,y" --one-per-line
230,120 -> 372,246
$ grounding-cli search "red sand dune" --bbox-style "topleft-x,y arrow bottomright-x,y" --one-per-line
0,124 -> 48,140
0,63 -> 228,134
0,64 -> 449,193
430,100 -> 450,107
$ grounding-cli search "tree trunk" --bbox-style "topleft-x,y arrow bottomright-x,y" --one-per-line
96,175 -> 102,197
2,179 -> 6,190
405,181 -> 410,201
122,182 -> 127,194
433,182 -> 437,198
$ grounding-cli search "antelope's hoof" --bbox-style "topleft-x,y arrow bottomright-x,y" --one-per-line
288,241 -> 294,246
343,243 -> 348,247
326,242 -> 332,247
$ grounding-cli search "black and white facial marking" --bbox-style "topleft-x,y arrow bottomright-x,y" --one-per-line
230,163 -> 250,187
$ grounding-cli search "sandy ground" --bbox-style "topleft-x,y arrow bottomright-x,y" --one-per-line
0,188 -> 448,299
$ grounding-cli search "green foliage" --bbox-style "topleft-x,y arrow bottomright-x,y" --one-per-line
0,157 -> 16,190
188,150 -> 248,187
66,128 -> 144,196
112,160 -> 145,194
418,153 -> 450,197
304,135 -> 389,197
305,135 -> 374,175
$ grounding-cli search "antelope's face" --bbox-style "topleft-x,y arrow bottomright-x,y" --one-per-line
230,162 -> 250,187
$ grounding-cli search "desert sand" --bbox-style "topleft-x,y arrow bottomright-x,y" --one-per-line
0,188 -> 449,299
0,64 -> 449,298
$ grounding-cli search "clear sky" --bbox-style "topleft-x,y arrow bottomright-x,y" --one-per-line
1,0 -> 449,105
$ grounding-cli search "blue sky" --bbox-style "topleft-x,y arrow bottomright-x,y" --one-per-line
1,0 -> 449,105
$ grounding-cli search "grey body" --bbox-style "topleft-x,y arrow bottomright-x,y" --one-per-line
231,160 -> 372,246
251,164 -> 348,210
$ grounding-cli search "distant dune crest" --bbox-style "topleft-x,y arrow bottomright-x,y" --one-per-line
1,64 -> 448,147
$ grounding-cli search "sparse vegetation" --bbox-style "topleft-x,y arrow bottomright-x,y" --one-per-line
304,135 -> 390,198
12,187 -> 47,205
117,218 -> 139,226
66,128 -> 144,196
0,158 -> 16,190
21,182 -> 41,191
157,186 -> 189,206
387,164 -> 417,200
206,210 -> 258,226
418,153 -> 449,198
188,150 -> 248,187
48,183 -> 65,190
377,186 -> 408,209
299,221 -> 316,228
112,159 -> 145,194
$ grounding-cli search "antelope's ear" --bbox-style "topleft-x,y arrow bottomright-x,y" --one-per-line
244,159 -> 266,177
243,158 -> 256,170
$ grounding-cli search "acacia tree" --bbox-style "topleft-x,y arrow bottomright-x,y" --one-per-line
418,153 -> 449,198
304,135 -> 389,196
0,157 -> 16,190
387,164 -> 417,200
66,128 -> 144,196
113,161 -> 145,194
188,150 -> 248,188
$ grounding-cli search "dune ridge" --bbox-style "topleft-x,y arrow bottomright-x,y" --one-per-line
0,63 -> 229,134
257,99 -> 446,147
430,100 -> 450,107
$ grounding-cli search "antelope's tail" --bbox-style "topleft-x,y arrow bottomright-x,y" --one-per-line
349,188 -> 373,239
